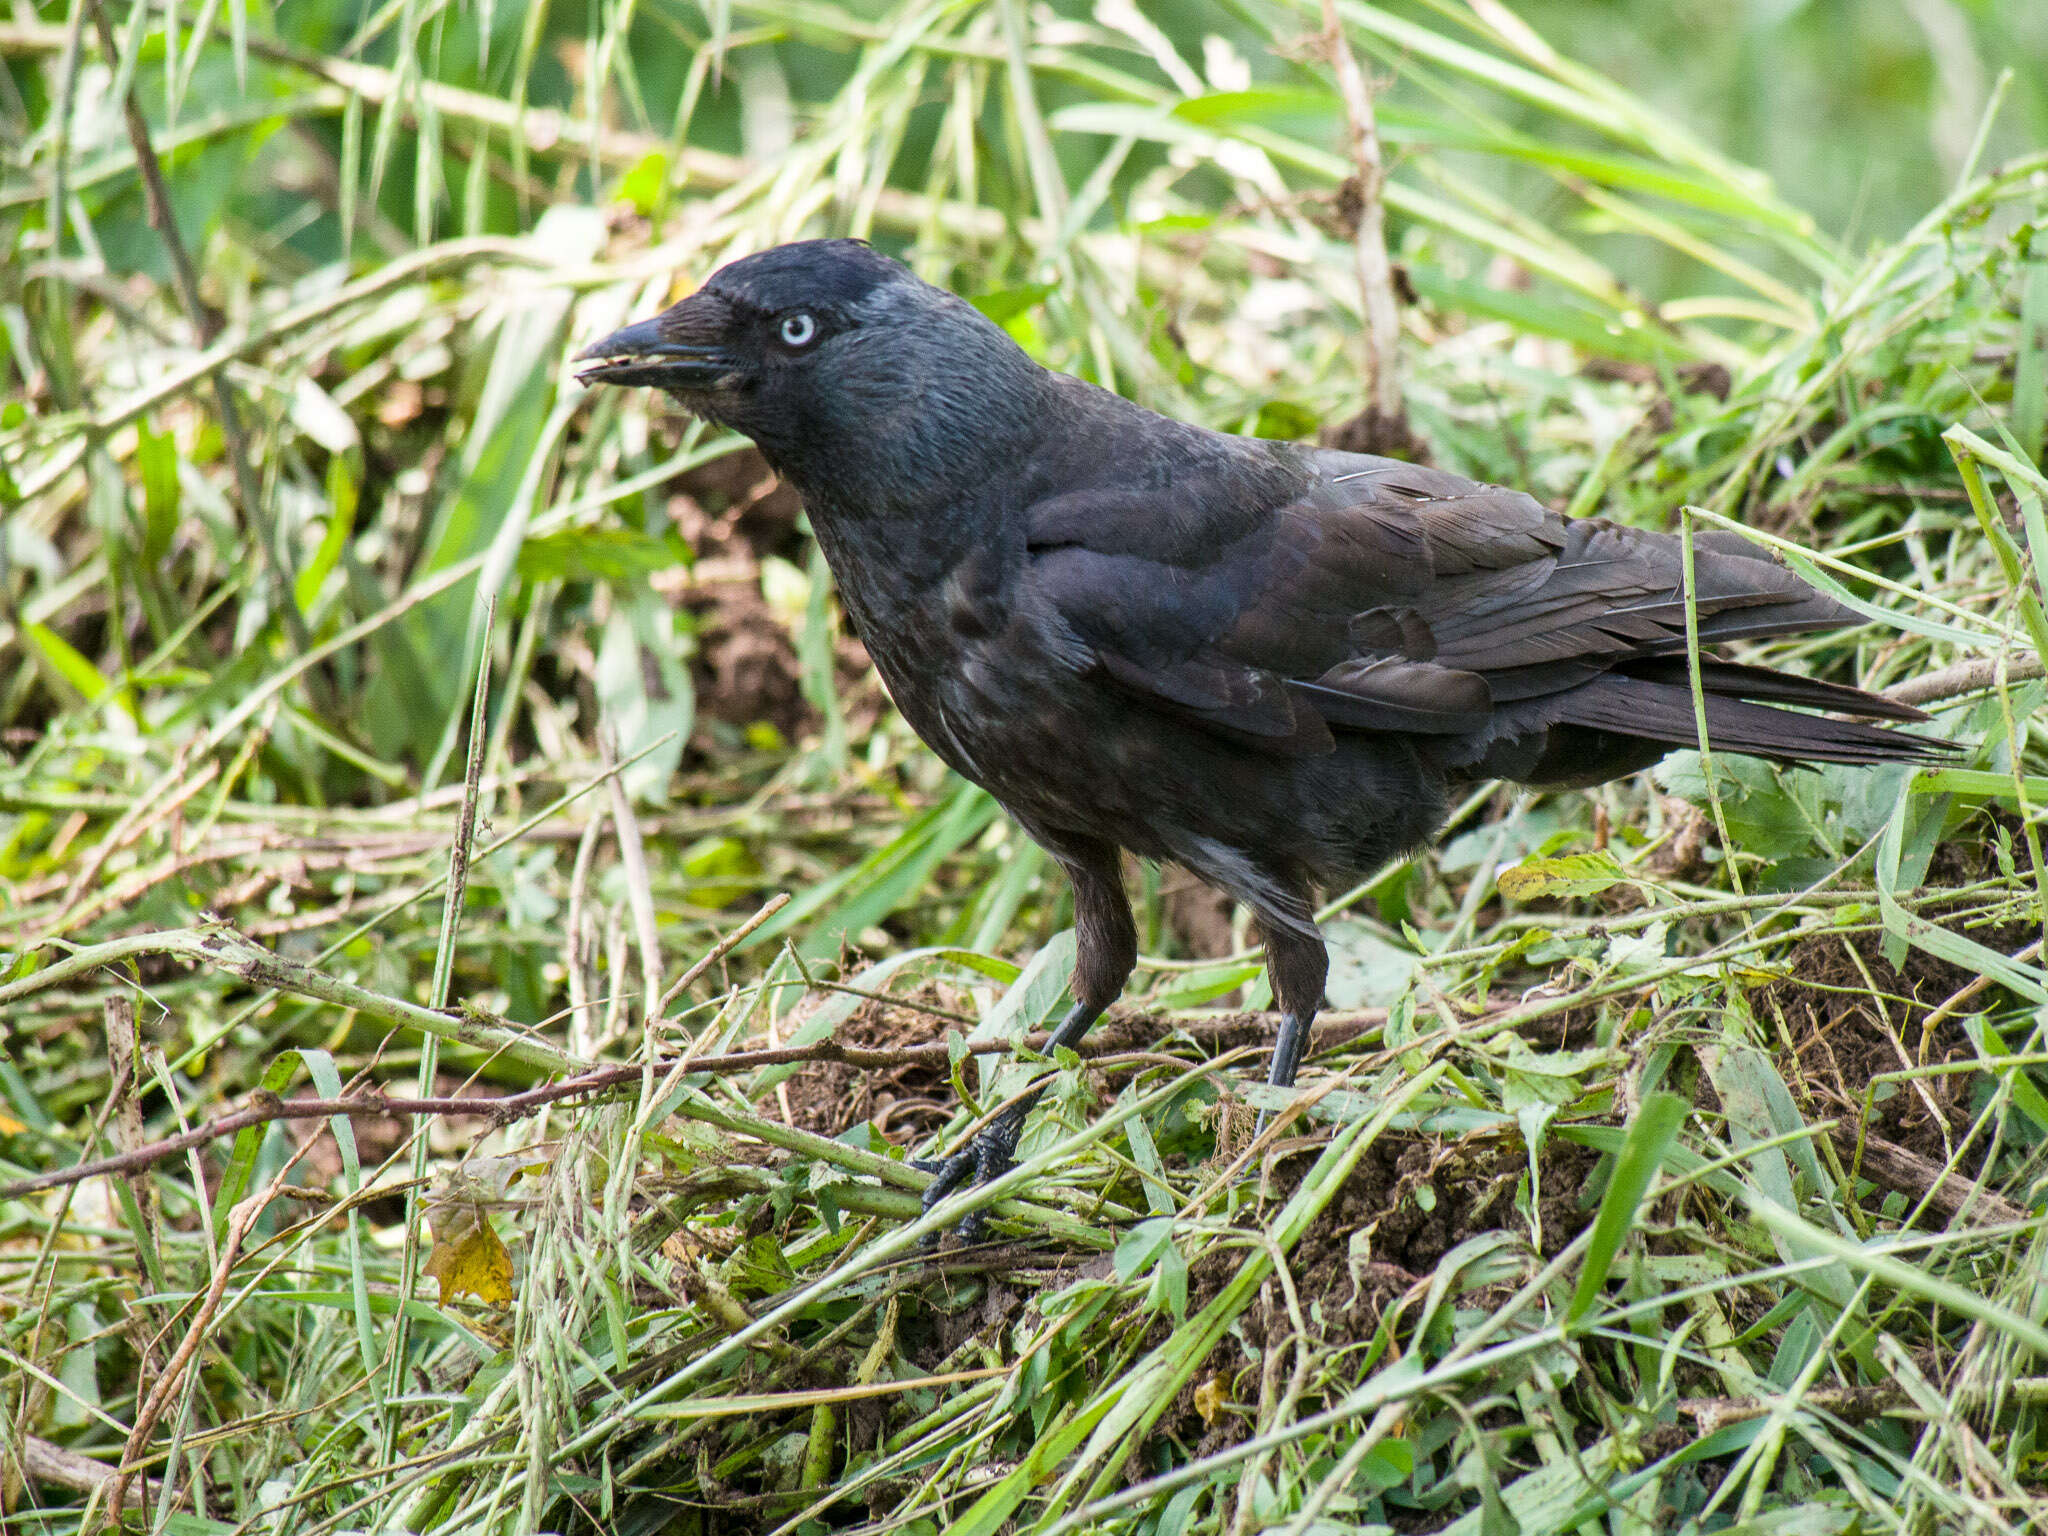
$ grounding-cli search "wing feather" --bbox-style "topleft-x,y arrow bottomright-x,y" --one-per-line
1019,443 -> 1940,770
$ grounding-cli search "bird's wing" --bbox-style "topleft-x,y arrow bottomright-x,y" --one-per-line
1303,457 -> 1943,768
1021,460 -> 1509,753
1022,482 -> 1338,753
1022,448 -> 1930,764
1302,453 -> 1864,673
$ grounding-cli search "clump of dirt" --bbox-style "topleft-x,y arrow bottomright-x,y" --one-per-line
1148,1129 -> 1597,1464
673,446 -> 809,563
1321,403 -> 1432,464
1260,1132 -> 1597,1342
1923,804 -> 2039,889
1750,804 -> 2037,1166
1509,1005 -> 1603,1054
703,591 -> 813,737
1578,357 -> 1733,438
911,1267 -> 1044,1366
1756,924 -> 2023,1166
772,985 -> 967,1142
771,1007 -> 1333,1144
1170,1131 -> 1598,1358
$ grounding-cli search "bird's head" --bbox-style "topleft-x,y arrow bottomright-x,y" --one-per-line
576,240 -> 1042,507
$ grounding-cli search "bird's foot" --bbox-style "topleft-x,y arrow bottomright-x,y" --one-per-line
912,1117 -> 1024,1246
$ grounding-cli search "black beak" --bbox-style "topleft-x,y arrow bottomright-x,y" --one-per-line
575,307 -> 736,392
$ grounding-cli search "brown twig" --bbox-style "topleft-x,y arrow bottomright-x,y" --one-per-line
750,977 -> 980,1031
566,813 -> 606,1053
43,757 -> 221,938
105,996 -> 170,1389
104,1171 -> 293,1524
1914,936 -> 2044,1048
659,893 -> 792,1018
1,1010 -> 1399,1200
19,1435 -> 173,1513
601,727 -> 665,1037
1830,1123 -> 2031,1227
6,828 -> 442,944
1676,1380 -> 1911,1436
0,924 -> 582,1074
431,602 -> 494,1016
1664,1359 -> 2048,1437
1884,652 -> 2046,706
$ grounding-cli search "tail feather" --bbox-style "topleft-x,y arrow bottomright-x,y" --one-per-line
1553,673 -> 1954,767
1621,658 -> 1932,724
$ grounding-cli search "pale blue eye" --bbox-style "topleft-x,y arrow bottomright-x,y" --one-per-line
780,313 -> 817,347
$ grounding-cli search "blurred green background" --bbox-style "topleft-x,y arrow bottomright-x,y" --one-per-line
11,0 -> 2043,303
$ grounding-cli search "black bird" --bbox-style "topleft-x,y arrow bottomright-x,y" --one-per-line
578,239 -> 1949,1236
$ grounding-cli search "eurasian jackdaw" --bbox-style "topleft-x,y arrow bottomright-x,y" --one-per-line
577,239 -> 1949,1238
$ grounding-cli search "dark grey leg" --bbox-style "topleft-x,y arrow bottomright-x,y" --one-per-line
1252,905 -> 1328,1131
1265,1010 -> 1311,1089
915,837 -> 1134,1242
913,997 -> 1100,1234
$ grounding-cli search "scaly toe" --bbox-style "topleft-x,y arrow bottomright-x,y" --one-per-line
912,1150 -> 977,1210
913,1122 -> 1024,1244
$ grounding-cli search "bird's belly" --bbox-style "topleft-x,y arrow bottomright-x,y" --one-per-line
944,669 -> 1163,842
856,597 -> 1449,890
936,656 -> 1449,889
857,618 -> 1154,837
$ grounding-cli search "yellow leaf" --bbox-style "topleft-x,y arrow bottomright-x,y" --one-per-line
424,1203 -> 514,1306
1193,1375 -> 1228,1427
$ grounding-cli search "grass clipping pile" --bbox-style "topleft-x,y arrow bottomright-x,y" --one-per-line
8,29 -> 2048,1533
483,837 -> 2048,1534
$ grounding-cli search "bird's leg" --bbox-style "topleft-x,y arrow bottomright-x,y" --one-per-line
914,839 -> 1133,1242
1265,1011 -> 1312,1089
1252,909 -> 1330,1133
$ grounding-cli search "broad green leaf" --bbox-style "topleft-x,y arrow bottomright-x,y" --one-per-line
1323,919 -> 1419,1009
26,622 -> 136,726
516,525 -> 687,585
1496,849 -> 1629,901
615,149 -> 670,216
596,593 -> 694,804
1111,1216 -> 1175,1280
975,927 -> 1075,1045
1251,399 -> 1319,440
970,283 -> 1056,324
297,455 -> 359,614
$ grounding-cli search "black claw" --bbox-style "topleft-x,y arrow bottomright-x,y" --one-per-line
911,1150 -> 973,1206
913,1117 -> 1024,1245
